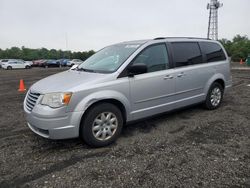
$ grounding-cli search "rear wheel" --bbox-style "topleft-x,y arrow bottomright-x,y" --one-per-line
204,82 -> 224,110
80,103 -> 123,147
7,66 -> 12,70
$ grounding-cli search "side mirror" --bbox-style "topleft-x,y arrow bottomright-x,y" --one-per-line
128,63 -> 147,76
70,64 -> 78,70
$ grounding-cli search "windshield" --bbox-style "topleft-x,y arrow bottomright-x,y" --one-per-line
77,43 -> 141,73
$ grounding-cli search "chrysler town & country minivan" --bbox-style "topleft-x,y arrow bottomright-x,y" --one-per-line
24,37 -> 232,147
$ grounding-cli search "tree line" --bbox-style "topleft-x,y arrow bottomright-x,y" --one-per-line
0,47 -> 95,61
219,35 -> 250,62
0,34 -> 249,62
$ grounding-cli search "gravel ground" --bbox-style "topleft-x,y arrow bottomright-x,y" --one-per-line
0,67 -> 250,188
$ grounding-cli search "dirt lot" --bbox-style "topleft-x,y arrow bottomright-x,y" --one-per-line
0,67 -> 250,188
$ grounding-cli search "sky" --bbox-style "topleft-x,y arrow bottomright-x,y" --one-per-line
0,0 -> 249,51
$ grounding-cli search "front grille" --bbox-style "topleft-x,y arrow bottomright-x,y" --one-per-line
25,91 -> 40,111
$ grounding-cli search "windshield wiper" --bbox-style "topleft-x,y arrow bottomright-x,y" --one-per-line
77,67 -> 96,73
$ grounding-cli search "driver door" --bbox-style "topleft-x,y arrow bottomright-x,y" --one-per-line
129,43 -> 176,120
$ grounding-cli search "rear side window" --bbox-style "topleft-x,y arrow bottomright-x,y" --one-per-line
171,42 -> 203,67
200,42 -> 226,62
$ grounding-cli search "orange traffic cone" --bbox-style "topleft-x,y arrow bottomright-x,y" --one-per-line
240,59 -> 244,65
18,79 -> 26,92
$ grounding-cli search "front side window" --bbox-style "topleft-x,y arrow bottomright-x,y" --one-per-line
171,42 -> 203,67
131,44 -> 169,73
77,44 -> 141,73
199,42 -> 226,62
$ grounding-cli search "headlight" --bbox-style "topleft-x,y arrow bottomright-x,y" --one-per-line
41,92 -> 72,108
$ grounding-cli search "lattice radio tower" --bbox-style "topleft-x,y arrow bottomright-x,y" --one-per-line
207,0 -> 223,40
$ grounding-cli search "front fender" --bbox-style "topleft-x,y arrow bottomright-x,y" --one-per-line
73,90 -> 132,121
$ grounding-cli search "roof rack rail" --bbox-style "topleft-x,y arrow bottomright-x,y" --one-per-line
154,37 -> 211,40
154,37 -> 166,40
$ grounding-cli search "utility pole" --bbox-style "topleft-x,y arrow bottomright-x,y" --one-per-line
65,32 -> 69,59
207,0 -> 223,40
65,32 -> 68,51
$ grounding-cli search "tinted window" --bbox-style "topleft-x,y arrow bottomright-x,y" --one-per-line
132,44 -> 169,73
200,42 -> 226,62
171,42 -> 203,67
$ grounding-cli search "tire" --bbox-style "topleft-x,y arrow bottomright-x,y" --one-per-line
204,82 -> 224,110
25,65 -> 30,69
80,103 -> 123,147
7,66 -> 12,70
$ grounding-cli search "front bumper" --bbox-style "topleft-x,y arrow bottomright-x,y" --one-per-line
24,102 -> 83,140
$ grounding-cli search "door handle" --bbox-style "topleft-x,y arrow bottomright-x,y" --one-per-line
177,72 -> 185,77
164,75 -> 174,80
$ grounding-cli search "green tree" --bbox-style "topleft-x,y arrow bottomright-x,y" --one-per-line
220,34 -> 250,61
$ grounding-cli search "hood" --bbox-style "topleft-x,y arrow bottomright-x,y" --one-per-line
31,70 -> 111,94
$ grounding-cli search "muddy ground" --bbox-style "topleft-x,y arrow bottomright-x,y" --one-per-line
0,67 -> 249,188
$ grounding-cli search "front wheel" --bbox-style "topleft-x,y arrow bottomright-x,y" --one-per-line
80,103 -> 123,147
7,66 -> 12,70
204,82 -> 224,110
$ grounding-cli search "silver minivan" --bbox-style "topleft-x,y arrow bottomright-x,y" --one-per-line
24,37 -> 232,147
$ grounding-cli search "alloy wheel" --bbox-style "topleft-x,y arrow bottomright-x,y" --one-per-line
210,87 -> 222,107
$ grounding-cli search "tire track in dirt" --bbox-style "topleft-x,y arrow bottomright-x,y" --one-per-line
0,149 -> 110,188
0,129 -> 30,139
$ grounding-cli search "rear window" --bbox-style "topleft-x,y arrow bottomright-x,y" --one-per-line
199,42 -> 226,62
171,42 -> 203,67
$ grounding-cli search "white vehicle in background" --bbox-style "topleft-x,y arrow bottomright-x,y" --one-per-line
25,61 -> 33,66
1,59 -> 32,70
67,59 -> 84,67
70,64 -> 79,70
0,59 -> 8,68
